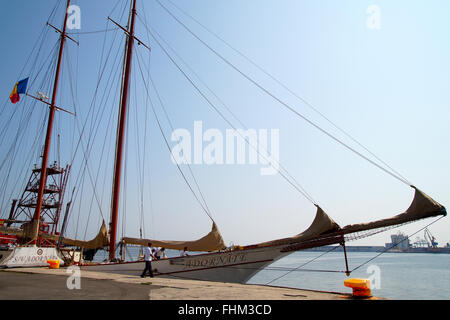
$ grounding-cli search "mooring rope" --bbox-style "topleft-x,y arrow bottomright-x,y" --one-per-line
265,245 -> 341,285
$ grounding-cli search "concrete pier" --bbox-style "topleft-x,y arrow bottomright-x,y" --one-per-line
0,267 -> 383,300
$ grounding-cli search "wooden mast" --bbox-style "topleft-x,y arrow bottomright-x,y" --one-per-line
33,0 -> 71,242
109,0 -> 137,260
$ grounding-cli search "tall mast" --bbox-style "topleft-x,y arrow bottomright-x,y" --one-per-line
109,0 -> 137,260
33,0 -> 71,241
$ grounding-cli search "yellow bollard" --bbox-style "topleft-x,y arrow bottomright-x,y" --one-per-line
47,259 -> 61,269
344,278 -> 372,298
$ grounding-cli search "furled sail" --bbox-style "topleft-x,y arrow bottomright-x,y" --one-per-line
40,221 -> 110,250
0,220 -> 109,250
122,222 -> 226,252
259,187 -> 446,252
256,206 -> 341,248
339,186 -> 446,235
0,219 -> 40,240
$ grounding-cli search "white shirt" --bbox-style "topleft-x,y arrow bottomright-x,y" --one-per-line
144,247 -> 153,261
155,248 -> 166,259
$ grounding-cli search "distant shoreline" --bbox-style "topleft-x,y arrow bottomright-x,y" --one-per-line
305,246 -> 450,254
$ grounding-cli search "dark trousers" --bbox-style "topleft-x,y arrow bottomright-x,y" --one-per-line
141,261 -> 154,277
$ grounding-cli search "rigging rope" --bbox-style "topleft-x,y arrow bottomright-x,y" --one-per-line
132,51 -> 148,240
140,20 -> 318,206
350,215 -> 445,273
134,49 -> 216,223
138,2 -> 214,217
60,2 -> 131,240
0,0 -> 86,226
266,245 -> 340,285
224,217 -> 445,285
163,0 -> 413,187
137,16 -> 317,206
67,28 -> 119,35
140,1 -> 156,239
155,0 -> 412,187
68,3 -> 131,234
68,13 -> 129,238
137,51 -> 214,218
159,265 -> 347,283
64,44 -> 106,240
0,36 -> 60,217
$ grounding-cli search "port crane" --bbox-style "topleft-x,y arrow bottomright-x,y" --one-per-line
424,228 -> 438,248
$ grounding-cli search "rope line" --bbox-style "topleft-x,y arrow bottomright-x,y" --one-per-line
135,45 -> 213,218
163,0 -> 413,187
134,49 -> 215,223
155,0 -> 411,187
67,28 -> 119,35
140,18 -> 318,205
146,67 -> 214,217
137,16 -> 317,205
350,215 -> 445,273
266,245 -> 340,285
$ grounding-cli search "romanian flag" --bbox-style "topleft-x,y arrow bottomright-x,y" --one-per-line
9,77 -> 29,104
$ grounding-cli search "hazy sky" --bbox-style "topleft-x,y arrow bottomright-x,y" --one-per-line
0,0 -> 449,248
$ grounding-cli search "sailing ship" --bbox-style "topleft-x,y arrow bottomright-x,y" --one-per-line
0,0 -> 446,285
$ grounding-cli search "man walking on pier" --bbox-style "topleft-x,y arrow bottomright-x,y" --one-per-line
141,242 -> 155,278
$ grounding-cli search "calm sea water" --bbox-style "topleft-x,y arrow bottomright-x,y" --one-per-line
94,249 -> 450,300
248,251 -> 450,300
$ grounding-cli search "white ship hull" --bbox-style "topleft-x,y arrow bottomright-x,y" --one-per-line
0,246 -> 63,268
82,245 -> 290,284
0,247 -> 13,267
